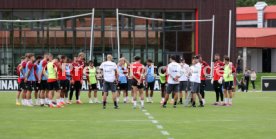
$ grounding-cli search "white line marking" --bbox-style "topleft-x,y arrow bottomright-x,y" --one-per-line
148,116 -> 154,119
115,120 -> 149,122
144,112 -> 150,116
156,125 -> 163,129
140,108 -> 173,138
161,131 -> 170,135
32,120 -> 76,122
151,120 -> 158,124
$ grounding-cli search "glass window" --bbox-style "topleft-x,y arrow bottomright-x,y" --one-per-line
268,20 -> 276,27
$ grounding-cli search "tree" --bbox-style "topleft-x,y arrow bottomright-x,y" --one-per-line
237,0 -> 276,7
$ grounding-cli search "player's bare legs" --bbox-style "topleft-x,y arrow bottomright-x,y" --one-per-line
132,86 -> 138,109
139,88 -> 144,108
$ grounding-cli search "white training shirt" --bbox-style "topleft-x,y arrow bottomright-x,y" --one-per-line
179,63 -> 190,81
189,62 -> 201,83
99,61 -> 117,82
167,61 -> 181,84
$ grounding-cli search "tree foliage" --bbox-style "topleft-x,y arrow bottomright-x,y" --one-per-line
237,0 -> 276,7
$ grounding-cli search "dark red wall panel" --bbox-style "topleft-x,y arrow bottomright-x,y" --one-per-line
0,0 -> 236,62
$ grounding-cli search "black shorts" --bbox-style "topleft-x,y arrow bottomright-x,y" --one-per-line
118,83 -> 128,91
224,81 -> 233,90
213,80 -> 222,90
103,81 -> 116,93
18,79 -> 25,91
35,81 -> 41,91
48,81 -> 60,91
146,82 -> 155,91
190,82 -> 200,93
160,83 -> 166,89
40,80 -> 48,90
89,83 -> 98,90
132,79 -> 144,89
59,80 -> 69,90
66,80 -> 70,91
25,81 -> 36,91
179,81 -> 189,91
166,84 -> 179,94
70,81 -> 82,91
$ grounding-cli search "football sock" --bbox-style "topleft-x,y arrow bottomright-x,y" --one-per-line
192,101 -> 196,106
113,101 -> 117,107
141,100 -> 144,107
133,101 -> 137,107
163,101 -> 167,106
200,101 -> 203,105
224,98 -> 228,104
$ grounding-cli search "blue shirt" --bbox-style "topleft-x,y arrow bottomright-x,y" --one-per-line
65,64 -> 71,80
118,66 -> 127,84
26,62 -> 36,81
146,65 -> 155,83
39,60 -> 48,81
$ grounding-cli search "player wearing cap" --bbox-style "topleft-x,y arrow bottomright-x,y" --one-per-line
130,56 -> 145,109
145,59 -> 155,103
100,54 -> 119,109
162,55 -> 181,108
223,56 -> 234,106
178,58 -> 190,104
189,55 -> 204,107
86,60 -> 99,104
212,54 -> 224,105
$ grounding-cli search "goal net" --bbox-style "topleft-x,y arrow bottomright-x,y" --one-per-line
116,9 -> 214,68
0,9 -> 95,75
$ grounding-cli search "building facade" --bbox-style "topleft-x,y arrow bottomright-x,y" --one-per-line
0,0 -> 236,75
237,2 -> 276,72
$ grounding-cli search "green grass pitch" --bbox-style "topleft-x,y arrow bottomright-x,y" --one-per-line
0,91 -> 276,139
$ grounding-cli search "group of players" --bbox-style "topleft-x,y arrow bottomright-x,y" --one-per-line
15,52 -> 235,109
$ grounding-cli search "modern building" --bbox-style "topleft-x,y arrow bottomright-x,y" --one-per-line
0,0 -> 236,75
237,2 -> 276,72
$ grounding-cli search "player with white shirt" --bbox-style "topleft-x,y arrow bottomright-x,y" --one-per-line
178,58 -> 190,104
189,55 -> 204,107
162,56 -> 181,108
100,55 -> 119,109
